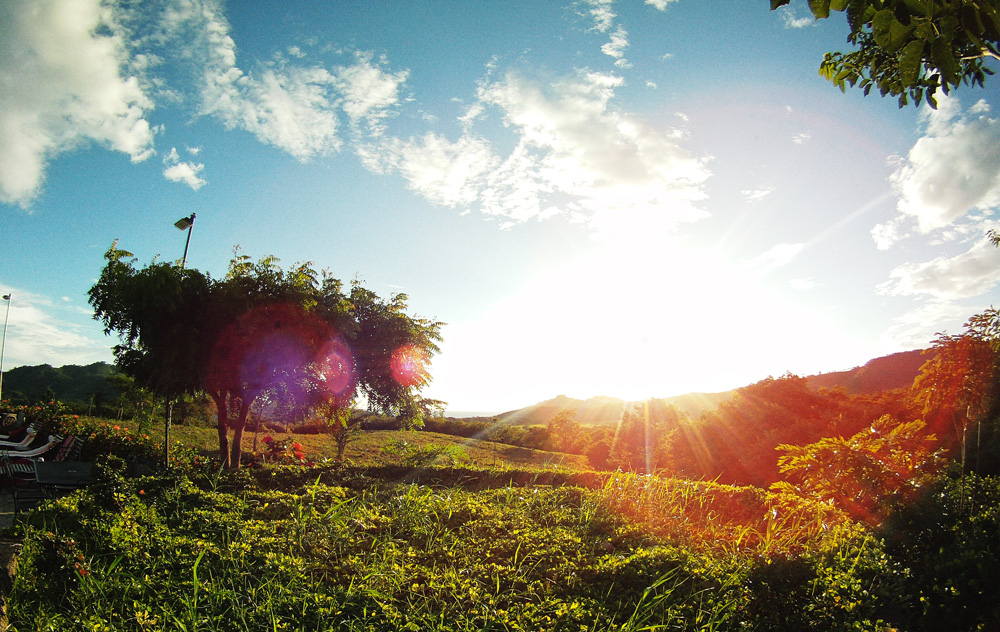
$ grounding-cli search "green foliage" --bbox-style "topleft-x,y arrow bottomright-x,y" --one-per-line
773,415 -> 943,523
89,243 -> 444,469
771,0 -> 999,107
0,362 -> 119,409
379,438 -> 471,467
6,467 -> 896,631
879,473 -> 1000,630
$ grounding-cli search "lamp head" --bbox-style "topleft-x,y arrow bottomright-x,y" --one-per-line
174,213 -> 196,230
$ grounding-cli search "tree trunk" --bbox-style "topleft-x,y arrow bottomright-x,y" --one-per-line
164,399 -> 173,468
211,392 -> 230,469
229,398 -> 251,469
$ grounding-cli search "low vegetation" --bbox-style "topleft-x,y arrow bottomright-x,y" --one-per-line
2,407 -> 999,631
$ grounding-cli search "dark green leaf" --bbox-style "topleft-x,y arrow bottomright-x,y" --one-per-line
931,37 -> 960,85
808,0 -> 832,19
872,9 -> 896,49
898,39 -> 924,86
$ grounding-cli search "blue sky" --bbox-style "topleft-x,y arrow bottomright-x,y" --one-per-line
3,0 -> 1000,412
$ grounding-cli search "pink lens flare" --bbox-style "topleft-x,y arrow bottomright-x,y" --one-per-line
390,344 -> 428,387
316,337 -> 356,399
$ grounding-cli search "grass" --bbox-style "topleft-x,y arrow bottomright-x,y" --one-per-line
5,463 -> 886,631
8,414 -> 998,631
162,422 -> 592,471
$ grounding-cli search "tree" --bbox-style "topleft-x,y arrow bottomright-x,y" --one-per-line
771,0 -> 999,107
772,415 -> 943,523
914,329 -> 997,473
90,244 -> 444,468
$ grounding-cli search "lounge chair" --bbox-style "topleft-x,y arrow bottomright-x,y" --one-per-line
0,424 -> 39,449
0,434 -> 62,460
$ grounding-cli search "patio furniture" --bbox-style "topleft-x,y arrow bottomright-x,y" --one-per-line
0,424 -> 38,449
0,435 -> 61,460
0,454 -> 48,516
34,461 -> 93,490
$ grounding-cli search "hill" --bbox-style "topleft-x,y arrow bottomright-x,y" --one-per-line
491,349 -> 928,426
1,362 -> 119,405
804,348 -> 928,394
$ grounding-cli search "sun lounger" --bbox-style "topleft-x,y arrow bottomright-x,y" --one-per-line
0,424 -> 39,449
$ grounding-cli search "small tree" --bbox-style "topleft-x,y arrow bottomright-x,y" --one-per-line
90,244 -> 444,469
772,415 -> 943,523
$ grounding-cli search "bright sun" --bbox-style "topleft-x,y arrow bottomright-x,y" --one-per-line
430,232 -> 868,412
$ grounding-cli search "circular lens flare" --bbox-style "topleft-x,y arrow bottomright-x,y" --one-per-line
390,344 -> 427,387
316,337 -> 355,401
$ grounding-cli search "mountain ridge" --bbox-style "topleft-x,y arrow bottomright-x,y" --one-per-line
493,349 -> 929,426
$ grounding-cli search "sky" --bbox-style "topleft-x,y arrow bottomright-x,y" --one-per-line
3,0 -> 1000,414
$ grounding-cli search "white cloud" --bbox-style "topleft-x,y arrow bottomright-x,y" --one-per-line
578,0 -> 616,33
645,0 -> 678,10
742,187 -> 773,202
601,26 -> 631,68
157,0 -> 405,160
877,236 -> 1000,300
780,10 -> 814,28
0,288 -> 112,369
363,69 -> 711,233
331,54 -> 408,135
881,300 -> 967,350
0,0 -> 155,207
884,97 -> 1000,237
792,132 -> 811,144
746,242 -> 804,274
162,145 -> 206,189
163,161 -> 206,190
372,134 -> 498,207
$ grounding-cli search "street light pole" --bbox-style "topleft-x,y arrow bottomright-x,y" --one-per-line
174,213 -> 196,268
0,293 -> 10,405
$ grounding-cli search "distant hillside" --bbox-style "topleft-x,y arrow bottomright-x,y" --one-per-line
498,394 -> 629,426
492,349 -> 929,427
1,362 -> 120,405
804,349 -> 928,394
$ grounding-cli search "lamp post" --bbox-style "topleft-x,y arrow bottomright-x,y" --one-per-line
174,213 -> 196,268
0,293 -> 9,405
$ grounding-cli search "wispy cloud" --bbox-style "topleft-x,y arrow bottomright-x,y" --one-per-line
0,287 -> 112,368
746,242 -> 805,274
780,9 -> 814,29
601,26 -> 632,68
877,236 -> 1000,300
577,0 -> 616,33
645,0 -> 679,10
742,187 -> 773,202
881,300 -> 967,350
365,69 -> 710,233
0,0 -> 155,207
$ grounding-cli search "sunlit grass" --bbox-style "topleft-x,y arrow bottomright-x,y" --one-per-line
157,422 -> 591,471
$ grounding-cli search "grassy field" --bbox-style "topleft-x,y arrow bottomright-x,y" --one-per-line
4,414 -> 999,631
162,422 -> 591,471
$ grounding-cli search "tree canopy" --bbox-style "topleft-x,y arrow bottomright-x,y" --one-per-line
89,243 -> 444,468
771,0 -> 999,107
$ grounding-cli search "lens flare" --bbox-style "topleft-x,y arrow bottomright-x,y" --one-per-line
390,344 -> 427,387
316,337 -> 355,400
